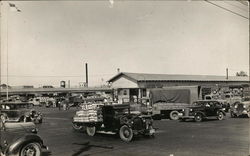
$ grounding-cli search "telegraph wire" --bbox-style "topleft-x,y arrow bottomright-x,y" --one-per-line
223,1 -> 249,12
0,74 -> 115,77
204,0 -> 249,20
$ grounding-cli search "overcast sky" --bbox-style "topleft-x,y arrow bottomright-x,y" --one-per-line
0,1 -> 249,87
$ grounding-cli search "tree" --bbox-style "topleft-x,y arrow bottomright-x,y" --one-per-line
236,71 -> 248,77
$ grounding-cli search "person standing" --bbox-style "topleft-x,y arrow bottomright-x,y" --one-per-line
58,100 -> 62,111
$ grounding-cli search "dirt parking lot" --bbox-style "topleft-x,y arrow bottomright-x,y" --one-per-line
35,107 -> 250,156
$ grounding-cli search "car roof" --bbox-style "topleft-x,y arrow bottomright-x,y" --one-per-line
1,102 -> 31,105
194,100 -> 221,102
241,101 -> 250,105
104,104 -> 130,109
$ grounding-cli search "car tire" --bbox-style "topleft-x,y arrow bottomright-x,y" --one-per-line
217,112 -> 224,120
230,112 -> 236,118
194,114 -> 202,122
20,142 -> 42,156
119,125 -> 133,142
180,118 -> 186,122
72,122 -> 84,131
86,126 -> 96,136
152,114 -> 161,120
0,114 -> 7,123
169,111 -> 179,120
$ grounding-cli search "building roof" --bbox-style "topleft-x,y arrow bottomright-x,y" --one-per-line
107,72 -> 250,83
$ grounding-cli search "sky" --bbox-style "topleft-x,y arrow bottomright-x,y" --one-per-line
0,0 -> 249,87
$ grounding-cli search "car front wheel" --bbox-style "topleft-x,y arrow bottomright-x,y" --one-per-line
217,112 -> 224,120
20,142 -> 41,156
230,112 -> 237,118
119,125 -> 133,142
194,114 -> 202,122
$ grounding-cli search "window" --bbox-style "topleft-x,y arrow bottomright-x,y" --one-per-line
142,89 -> 147,97
123,90 -> 127,95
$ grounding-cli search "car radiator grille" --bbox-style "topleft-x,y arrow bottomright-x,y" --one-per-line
133,118 -> 143,130
236,104 -> 244,112
184,108 -> 190,116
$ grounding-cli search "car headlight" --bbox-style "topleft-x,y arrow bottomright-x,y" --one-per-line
190,109 -> 193,112
31,128 -> 38,134
222,108 -> 226,111
235,105 -> 238,108
243,105 -> 246,108
181,109 -> 184,112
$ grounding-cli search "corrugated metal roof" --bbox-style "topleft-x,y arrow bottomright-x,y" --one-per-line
108,72 -> 250,82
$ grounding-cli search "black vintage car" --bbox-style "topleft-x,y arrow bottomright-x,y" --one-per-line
0,121 -> 48,156
178,100 -> 226,122
73,104 -> 155,142
0,102 -> 43,124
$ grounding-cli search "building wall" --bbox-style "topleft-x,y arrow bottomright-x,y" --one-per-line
137,81 -> 247,89
111,77 -> 138,88
117,89 -> 130,103
111,75 -> 248,103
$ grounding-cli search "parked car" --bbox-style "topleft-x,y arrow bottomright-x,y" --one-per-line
72,104 -> 155,142
230,101 -> 250,118
0,102 -> 43,124
178,100 -> 226,122
29,98 -> 42,107
0,121 -> 48,156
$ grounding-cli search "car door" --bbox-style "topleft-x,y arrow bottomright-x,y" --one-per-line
204,102 -> 215,116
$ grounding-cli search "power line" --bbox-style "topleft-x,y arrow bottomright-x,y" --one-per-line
204,0 -> 249,20
223,1 -> 248,12
0,74 -> 114,78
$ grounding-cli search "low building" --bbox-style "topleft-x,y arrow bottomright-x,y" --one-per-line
107,72 -> 249,103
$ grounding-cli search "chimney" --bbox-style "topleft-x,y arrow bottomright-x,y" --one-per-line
226,68 -> 228,80
117,68 -> 120,73
85,63 -> 88,87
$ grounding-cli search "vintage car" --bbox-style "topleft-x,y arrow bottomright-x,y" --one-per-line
0,121 -> 48,156
230,101 -> 250,118
178,100 -> 226,122
0,102 -> 43,124
72,104 -> 155,142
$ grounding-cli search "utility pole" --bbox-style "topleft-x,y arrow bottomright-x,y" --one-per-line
85,63 -> 88,87
226,68 -> 228,80
5,2 -> 21,100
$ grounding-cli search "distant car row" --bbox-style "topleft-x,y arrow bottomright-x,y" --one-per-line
178,100 -> 250,122
0,102 -> 43,124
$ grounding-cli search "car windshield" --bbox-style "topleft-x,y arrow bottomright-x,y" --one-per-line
193,101 -> 211,107
114,108 -> 128,114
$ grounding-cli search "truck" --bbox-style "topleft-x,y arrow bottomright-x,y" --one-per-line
72,103 -> 155,142
149,86 -> 201,120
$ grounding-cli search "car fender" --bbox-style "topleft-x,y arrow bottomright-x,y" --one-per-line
5,134 -> 43,156
194,111 -> 206,117
217,110 -> 226,116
